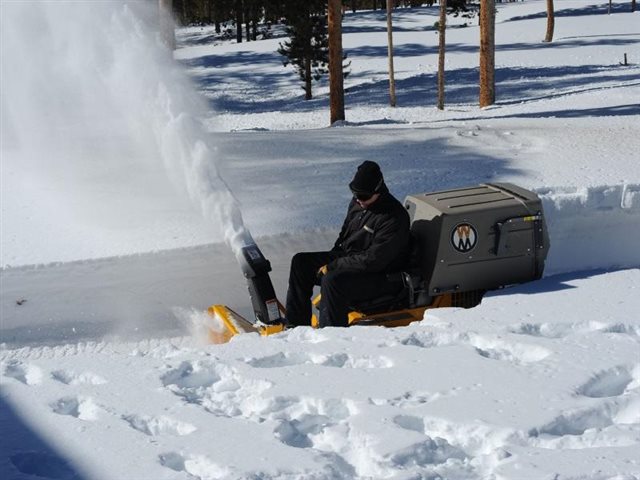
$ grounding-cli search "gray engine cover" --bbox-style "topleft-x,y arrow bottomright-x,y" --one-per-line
404,183 -> 550,294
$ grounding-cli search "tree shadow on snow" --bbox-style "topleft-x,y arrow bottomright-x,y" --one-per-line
180,43 -> 638,115
347,35 -> 639,61
344,63 -> 639,110
0,395 -> 87,480
181,49 -> 279,70
480,103 -> 640,121
354,65 -> 636,116
505,2 -> 635,22
342,6 -> 441,35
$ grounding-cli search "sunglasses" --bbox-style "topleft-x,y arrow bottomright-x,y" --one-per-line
352,191 -> 374,202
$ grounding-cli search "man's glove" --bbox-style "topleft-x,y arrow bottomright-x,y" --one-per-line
317,264 -> 328,278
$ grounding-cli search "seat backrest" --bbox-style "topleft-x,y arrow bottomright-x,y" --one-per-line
405,229 -> 424,276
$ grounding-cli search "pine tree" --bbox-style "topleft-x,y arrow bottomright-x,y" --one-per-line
277,0 -> 328,100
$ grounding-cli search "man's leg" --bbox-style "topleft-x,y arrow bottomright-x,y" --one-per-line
285,251 -> 339,327
319,270 -> 404,327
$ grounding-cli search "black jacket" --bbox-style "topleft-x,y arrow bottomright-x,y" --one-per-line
328,188 -> 411,273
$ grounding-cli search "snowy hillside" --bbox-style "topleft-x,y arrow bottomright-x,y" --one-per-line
1,1 -> 640,479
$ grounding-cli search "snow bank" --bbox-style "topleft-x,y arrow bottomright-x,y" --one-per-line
539,184 -> 640,274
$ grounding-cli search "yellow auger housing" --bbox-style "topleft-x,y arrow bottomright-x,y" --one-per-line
207,183 -> 550,344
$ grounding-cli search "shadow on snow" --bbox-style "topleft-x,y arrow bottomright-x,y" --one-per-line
487,267 -> 636,298
505,2 -> 637,22
0,395 -> 87,480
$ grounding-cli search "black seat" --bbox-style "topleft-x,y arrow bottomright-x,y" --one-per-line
349,231 -> 432,314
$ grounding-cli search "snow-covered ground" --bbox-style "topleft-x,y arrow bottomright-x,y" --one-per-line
1,1 -> 639,479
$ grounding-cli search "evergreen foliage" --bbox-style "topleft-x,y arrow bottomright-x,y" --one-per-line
171,2 -> 479,28
277,1 -> 329,100
448,0 -> 479,18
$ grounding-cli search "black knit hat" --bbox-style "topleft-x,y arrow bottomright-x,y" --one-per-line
349,161 -> 384,194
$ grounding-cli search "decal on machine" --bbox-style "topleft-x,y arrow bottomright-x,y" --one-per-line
246,247 -> 262,261
266,299 -> 281,322
451,223 -> 478,253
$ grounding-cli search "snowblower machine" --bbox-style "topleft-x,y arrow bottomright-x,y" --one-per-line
207,183 -> 549,344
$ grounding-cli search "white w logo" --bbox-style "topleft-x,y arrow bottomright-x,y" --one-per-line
452,223 -> 477,253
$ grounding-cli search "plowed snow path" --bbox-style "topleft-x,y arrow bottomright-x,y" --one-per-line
2,184 -> 639,347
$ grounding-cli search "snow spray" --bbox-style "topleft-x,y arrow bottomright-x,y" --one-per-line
0,1 -> 254,260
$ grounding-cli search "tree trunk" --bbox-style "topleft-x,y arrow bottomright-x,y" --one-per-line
213,0 -> 221,33
544,0 -> 554,42
159,0 -> 175,50
244,4 -> 251,42
608,0 -> 612,14
479,0 -> 495,107
328,0 -> 346,124
632,0 -> 636,12
386,0 -> 397,107
251,5 -> 258,40
304,56 -> 312,100
437,0 -> 447,110
235,0 -> 243,43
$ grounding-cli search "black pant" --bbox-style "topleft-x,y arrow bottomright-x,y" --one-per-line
285,251 -> 403,328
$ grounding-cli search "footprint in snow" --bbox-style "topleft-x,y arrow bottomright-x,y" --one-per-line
123,414 -> 197,436
51,369 -> 107,386
510,321 -> 640,339
400,331 -> 467,349
371,391 -> 440,408
50,396 -> 102,421
159,451 -> 231,479
272,397 -> 356,448
532,394 -> 640,440
246,351 -> 393,369
389,436 -> 467,467
401,332 -> 551,364
469,335 -> 551,365
600,323 -> 640,337
161,359 -> 272,417
530,396 -> 640,450
508,322 -> 571,339
3,360 -> 43,385
161,360 -> 222,390
274,413 -> 334,448
577,365 -> 638,398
